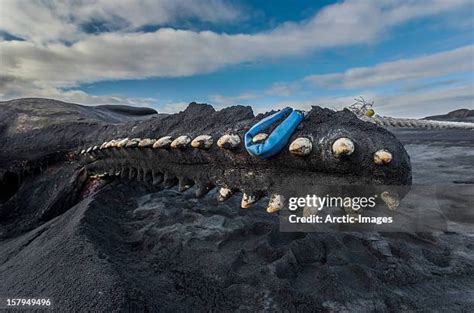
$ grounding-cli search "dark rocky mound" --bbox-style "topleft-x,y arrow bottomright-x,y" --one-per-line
424,108 -> 474,122
96,104 -> 157,116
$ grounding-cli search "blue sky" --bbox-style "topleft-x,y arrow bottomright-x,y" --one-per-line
1,0 -> 473,117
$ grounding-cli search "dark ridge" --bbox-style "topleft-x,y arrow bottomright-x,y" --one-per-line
0,98 -> 157,123
424,108 -> 474,122
184,102 -> 216,115
95,105 -> 157,116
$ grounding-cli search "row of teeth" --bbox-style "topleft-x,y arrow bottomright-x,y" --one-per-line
90,167 -> 285,213
91,166 -> 401,212
80,134 -> 393,165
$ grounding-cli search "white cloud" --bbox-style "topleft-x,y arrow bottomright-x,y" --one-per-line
0,76 -> 157,107
265,82 -> 300,97
209,92 -> 259,107
158,101 -> 190,114
0,0 -> 242,43
374,84 -> 473,117
0,0 -> 471,107
306,45 -> 474,88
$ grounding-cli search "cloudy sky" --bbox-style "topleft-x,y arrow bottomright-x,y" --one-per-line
0,0 -> 473,117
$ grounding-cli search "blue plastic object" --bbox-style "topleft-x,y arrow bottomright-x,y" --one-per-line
244,107 -> 305,159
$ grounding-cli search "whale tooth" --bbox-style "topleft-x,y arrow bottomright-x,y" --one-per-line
191,135 -> 213,149
217,187 -> 233,202
116,138 -> 130,148
266,194 -> 285,213
152,171 -> 164,185
178,177 -> 194,192
163,173 -> 178,188
217,134 -> 241,150
170,135 -> 191,149
92,145 -> 98,151
108,140 -> 119,148
195,183 -> 214,198
374,149 -> 393,165
138,138 -> 156,148
332,138 -> 355,158
125,138 -> 140,148
289,137 -> 312,156
113,139 -> 122,148
381,191 -> 400,210
252,133 -> 268,144
241,193 -> 259,209
100,142 -> 107,149
128,167 -> 137,179
80,149 -> 86,154
104,140 -> 114,149
153,136 -> 173,149
86,146 -> 93,153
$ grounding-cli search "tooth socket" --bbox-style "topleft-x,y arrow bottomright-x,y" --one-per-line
120,167 -> 129,179
152,171 -> 164,185
374,149 -> 393,165
128,168 -> 137,180
178,177 -> 194,192
289,137 -> 312,156
136,168 -> 143,181
195,183 -> 214,198
163,174 -> 178,188
217,187 -> 233,202
332,137 -> 355,158
143,169 -> 152,183
217,134 -> 241,150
